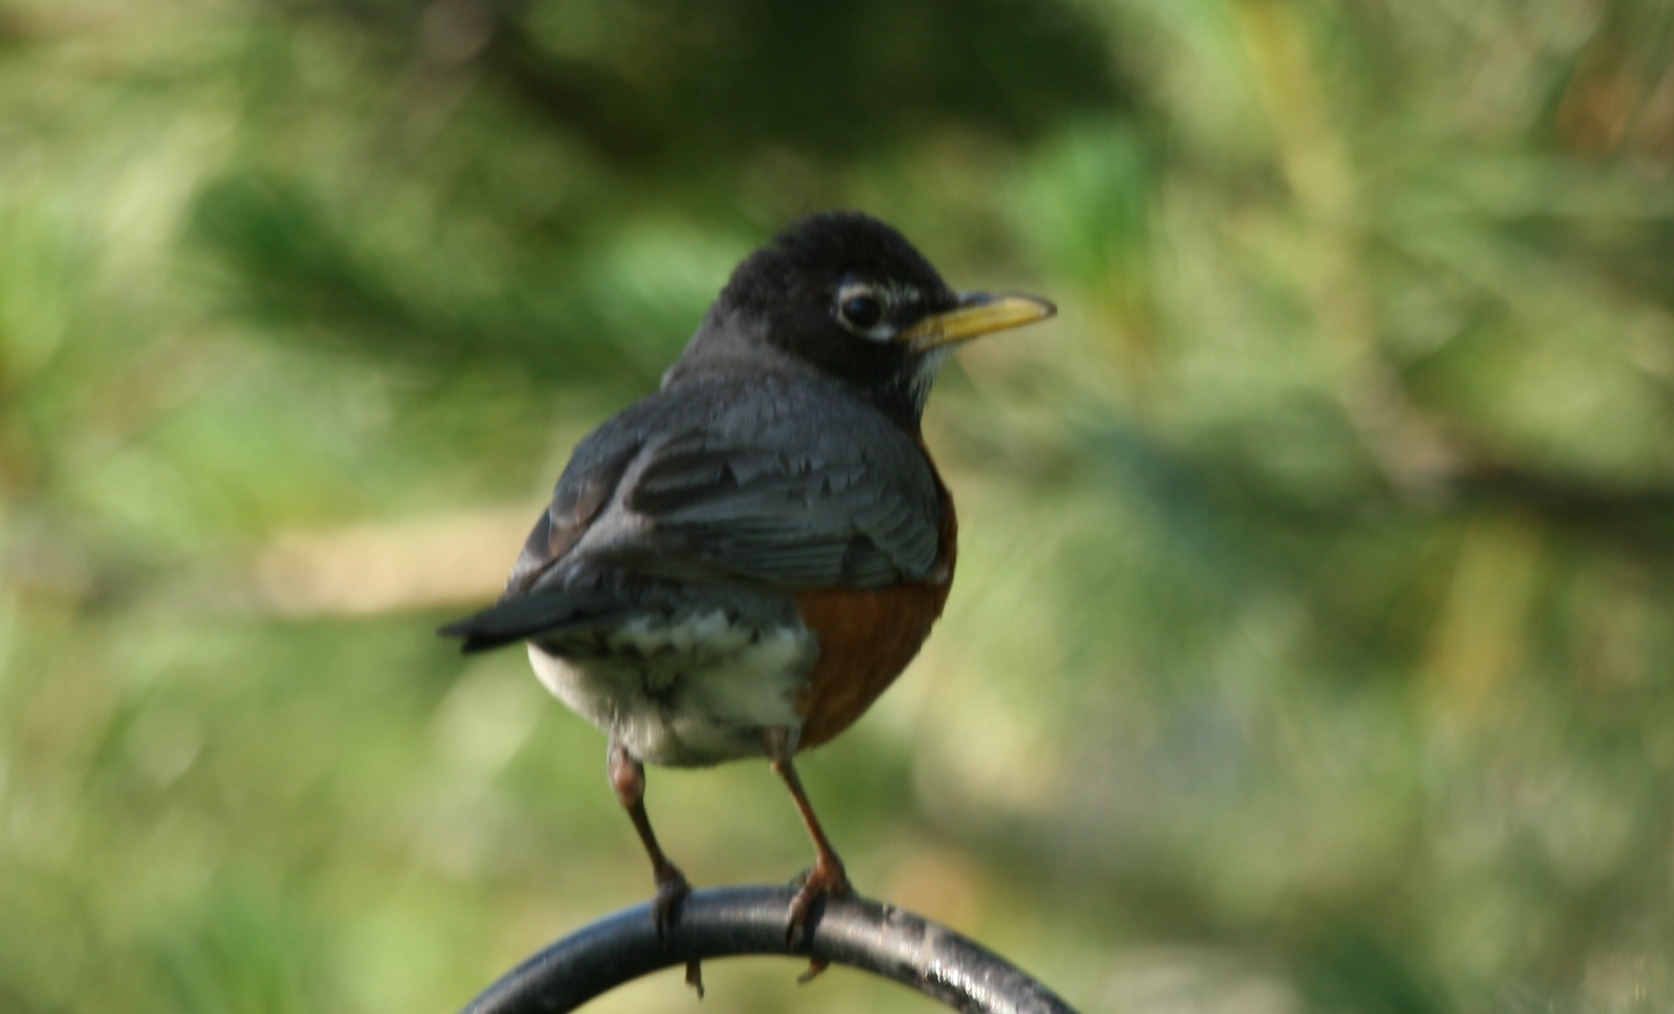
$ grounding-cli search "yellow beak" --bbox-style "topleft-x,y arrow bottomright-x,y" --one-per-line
897,292 -> 1056,352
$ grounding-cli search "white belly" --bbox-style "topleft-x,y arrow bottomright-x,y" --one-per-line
526,610 -> 816,766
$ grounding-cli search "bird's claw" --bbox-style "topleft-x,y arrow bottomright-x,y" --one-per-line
785,856 -> 852,964
651,867 -> 691,940
650,869 -> 702,995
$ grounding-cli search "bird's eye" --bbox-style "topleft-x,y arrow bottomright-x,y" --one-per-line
836,289 -> 885,332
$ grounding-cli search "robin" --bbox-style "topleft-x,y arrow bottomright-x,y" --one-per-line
441,211 -> 1053,975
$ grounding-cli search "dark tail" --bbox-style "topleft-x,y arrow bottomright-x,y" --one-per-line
438,590 -> 626,653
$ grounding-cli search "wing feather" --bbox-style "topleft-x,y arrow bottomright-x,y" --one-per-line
510,371 -> 942,597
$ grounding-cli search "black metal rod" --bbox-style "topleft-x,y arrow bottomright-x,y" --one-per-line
458,885 -> 1080,1014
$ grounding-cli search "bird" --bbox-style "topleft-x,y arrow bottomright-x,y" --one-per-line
440,211 -> 1053,974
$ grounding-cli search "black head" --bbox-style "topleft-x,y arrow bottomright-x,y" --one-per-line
675,212 -> 1054,427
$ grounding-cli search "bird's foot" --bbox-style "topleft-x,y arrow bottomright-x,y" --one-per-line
785,855 -> 852,981
651,866 -> 691,939
650,868 -> 702,995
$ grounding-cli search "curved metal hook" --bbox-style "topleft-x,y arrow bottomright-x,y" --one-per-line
458,885 -> 1080,1014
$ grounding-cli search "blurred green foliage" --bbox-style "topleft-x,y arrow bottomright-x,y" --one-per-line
4,0 -> 1674,1011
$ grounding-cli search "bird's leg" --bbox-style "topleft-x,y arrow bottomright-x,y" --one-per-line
608,740 -> 703,995
764,728 -> 852,979
608,740 -> 690,929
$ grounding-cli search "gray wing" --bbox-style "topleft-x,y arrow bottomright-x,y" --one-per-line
442,373 -> 942,651
622,413 -> 942,589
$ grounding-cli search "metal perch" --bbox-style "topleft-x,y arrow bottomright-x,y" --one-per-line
458,885 -> 1081,1014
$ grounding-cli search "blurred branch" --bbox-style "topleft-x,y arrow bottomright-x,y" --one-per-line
460,886 -> 1079,1014
1454,462 -> 1674,547
248,507 -> 534,616
1093,422 -> 1674,569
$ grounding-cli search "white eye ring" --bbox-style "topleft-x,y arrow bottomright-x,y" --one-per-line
834,283 -> 893,342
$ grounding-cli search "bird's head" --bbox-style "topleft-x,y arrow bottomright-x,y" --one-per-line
675,211 -> 1055,427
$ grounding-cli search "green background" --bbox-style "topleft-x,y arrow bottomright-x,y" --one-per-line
5,0 -> 1674,1010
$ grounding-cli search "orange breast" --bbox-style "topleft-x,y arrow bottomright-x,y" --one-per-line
792,482 -> 956,750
